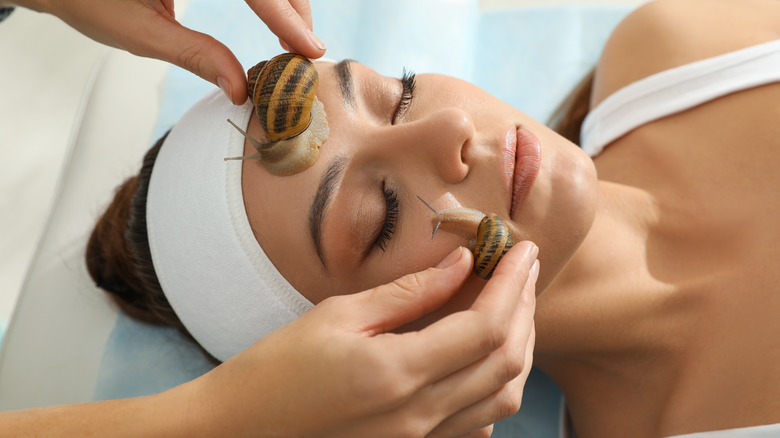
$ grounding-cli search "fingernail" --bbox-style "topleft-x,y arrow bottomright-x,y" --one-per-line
306,28 -> 326,51
520,241 -> 539,264
217,76 -> 232,103
529,259 -> 540,283
436,247 -> 463,269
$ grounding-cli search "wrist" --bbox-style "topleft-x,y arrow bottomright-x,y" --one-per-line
154,378 -> 211,438
181,351 -> 314,438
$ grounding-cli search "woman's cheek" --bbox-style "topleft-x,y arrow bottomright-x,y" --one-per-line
395,231 -> 465,280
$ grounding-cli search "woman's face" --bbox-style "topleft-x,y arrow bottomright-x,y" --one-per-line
242,59 -> 597,307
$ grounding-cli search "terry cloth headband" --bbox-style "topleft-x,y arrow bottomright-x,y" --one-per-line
146,89 -> 314,362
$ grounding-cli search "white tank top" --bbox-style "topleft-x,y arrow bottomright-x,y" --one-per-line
562,39 -> 780,438
580,39 -> 780,157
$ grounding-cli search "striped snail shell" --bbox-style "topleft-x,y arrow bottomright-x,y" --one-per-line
473,214 -> 514,280
225,53 -> 328,176
249,53 -> 318,141
417,196 -> 514,280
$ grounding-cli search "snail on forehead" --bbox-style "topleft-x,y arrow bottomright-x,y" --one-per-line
226,53 -> 329,176
417,196 -> 514,280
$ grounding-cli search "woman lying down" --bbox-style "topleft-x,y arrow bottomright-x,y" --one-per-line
87,0 -> 780,436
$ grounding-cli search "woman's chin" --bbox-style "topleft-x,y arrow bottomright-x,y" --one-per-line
520,143 -> 597,295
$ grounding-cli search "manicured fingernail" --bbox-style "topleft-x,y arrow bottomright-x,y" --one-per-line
217,76 -> 232,103
519,241 -> 539,264
306,28 -> 326,51
437,247 -> 463,269
529,259 -> 540,283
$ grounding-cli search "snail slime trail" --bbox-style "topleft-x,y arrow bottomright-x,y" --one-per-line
417,196 -> 514,280
226,53 -> 329,176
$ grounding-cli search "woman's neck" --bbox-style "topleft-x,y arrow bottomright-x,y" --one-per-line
533,78 -> 780,437
532,170 -> 780,436
534,180 -> 685,437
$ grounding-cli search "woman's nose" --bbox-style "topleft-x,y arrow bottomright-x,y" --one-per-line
407,108 -> 473,184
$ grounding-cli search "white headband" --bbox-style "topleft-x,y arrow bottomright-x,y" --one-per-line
146,89 -> 314,362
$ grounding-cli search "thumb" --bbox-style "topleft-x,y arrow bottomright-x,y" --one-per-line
135,16 -> 248,104
354,247 -> 473,334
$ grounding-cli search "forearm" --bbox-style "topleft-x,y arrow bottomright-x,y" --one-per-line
0,387 -> 196,438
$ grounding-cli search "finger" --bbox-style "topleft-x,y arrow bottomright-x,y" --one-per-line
130,16 -> 248,104
413,271 -> 538,436
245,0 -> 326,58
395,242 -> 538,382
346,247 -> 473,334
470,241 -> 538,318
427,326 -> 536,438
288,0 -> 314,29
160,0 -> 175,17
279,38 -> 293,52
279,0 -> 314,52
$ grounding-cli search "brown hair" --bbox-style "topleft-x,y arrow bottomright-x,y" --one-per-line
548,67 -> 596,145
85,132 -> 218,364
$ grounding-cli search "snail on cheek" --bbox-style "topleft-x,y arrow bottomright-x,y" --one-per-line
226,53 -> 329,176
417,196 -> 514,280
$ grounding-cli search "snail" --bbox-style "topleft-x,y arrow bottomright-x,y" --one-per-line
417,196 -> 514,280
226,53 -> 329,176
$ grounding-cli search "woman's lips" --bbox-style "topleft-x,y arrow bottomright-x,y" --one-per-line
508,126 -> 541,220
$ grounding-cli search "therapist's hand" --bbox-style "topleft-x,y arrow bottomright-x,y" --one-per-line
185,242 -> 540,438
244,0 -> 325,57
0,244 -> 538,437
8,0 -> 326,105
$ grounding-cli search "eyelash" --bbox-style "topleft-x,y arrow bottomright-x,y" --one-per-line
375,184 -> 399,252
371,69 -> 412,253
392,69 -> 416,124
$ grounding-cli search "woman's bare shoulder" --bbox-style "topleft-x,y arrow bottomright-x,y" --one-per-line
590,0 -> 780,108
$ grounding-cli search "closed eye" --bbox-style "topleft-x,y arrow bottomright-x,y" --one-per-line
392,68 -> 416,124
375,183 -> 399,252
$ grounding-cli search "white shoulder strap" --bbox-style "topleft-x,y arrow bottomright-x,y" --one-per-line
581,39 -> 780,157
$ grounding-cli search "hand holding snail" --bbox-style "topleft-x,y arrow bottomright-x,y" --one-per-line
7,0 -> 325,105
418,196 -> 514,279
227,53 -> 329,176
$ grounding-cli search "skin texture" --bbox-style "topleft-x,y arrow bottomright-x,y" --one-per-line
0,245 -> 541,437
194,245 -> 540,438
241,60 -> 598,310
242,0 -> 780,436
545,1 -> 780,437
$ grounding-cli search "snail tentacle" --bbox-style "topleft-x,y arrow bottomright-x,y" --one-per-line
224,119 -> 266,161
416,195 -> 443,239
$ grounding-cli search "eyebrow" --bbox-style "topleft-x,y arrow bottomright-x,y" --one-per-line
309,156 -> 347,269
334,59 -> 355,107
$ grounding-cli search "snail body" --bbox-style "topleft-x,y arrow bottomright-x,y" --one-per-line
226,53 -> 328,176
418,196 -> 514,280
